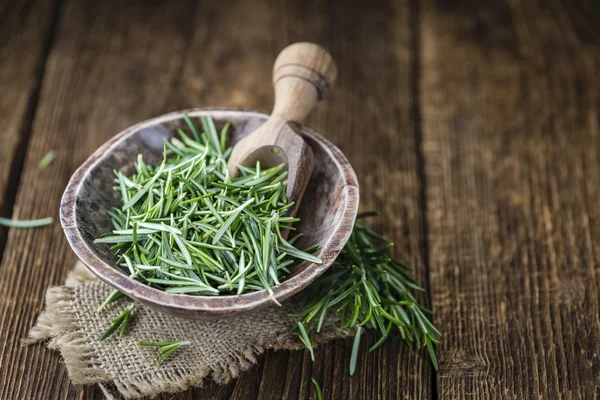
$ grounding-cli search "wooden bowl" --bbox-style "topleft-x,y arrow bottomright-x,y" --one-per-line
60,109 -> 359,319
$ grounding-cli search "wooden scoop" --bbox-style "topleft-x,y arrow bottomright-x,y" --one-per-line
227,42 -> 337,217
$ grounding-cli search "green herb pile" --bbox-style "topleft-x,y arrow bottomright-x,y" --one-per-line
95,115 -> 440,371
96,115 -> 320,297
291,212 -> 441,373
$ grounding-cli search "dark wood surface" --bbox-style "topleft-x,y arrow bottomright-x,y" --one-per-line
0,0 -> 598,399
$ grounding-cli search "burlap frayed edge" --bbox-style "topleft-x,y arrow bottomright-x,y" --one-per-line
26,286 -> 110,384
26,263 -> 353,399
110,321 -> 352,398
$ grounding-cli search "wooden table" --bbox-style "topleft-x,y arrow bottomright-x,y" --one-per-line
1,0 -> 599,398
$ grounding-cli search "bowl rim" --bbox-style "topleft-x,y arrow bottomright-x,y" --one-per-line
60,108 -> 359,318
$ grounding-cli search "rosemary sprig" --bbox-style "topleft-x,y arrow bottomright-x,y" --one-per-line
99,303 -> 135,341
39,150 -> 56,169
139,340 -> 190,365
97,115 -> 320,298
291,212 -> 441,373
0,217 -> 53,228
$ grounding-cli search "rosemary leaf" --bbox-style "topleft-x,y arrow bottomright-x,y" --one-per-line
349,326 -> 362,376
39,151 -> 56,169
311,378 -> 324,400
0,217 -> 53,228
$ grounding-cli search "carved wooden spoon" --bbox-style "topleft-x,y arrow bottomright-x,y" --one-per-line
227,42 -> 337,217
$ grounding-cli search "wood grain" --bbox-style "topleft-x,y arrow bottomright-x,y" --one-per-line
0,0 -> 60,255
421,0 -> 600,398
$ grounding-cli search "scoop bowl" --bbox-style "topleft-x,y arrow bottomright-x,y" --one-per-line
60,109 -> 359,320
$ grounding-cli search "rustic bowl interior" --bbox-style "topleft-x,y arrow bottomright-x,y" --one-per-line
62,109 -> 358,319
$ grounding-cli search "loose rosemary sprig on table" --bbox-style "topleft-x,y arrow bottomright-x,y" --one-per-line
0,217 -> 53,228
290,212 -> 441,373
311,378 -> 324,400
96,115 -> 320,298
139,340 -> 190,365
39,150 -> 56,169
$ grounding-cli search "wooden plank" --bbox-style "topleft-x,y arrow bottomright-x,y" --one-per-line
0,0 -> 60,255
0,0 -> 197,398
248,0 -> 435,399
421,0 -> 600,398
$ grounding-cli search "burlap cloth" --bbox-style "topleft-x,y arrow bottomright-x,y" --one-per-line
28,262 -> 351,398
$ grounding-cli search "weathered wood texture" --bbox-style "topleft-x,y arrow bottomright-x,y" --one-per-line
2,0 -> 600,398
0,0 -> 60,254
422,0 -> 600,398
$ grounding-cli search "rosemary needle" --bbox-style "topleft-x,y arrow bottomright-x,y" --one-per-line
0,217 -> 53,228
349,327 -> 362,376
39,151 -> 56,169
311,378 -> 324,400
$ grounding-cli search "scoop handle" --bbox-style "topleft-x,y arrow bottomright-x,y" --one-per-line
270,42 -> 337,125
